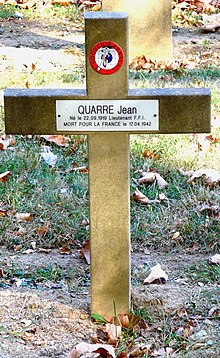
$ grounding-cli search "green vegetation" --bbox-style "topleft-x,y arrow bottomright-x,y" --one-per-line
3,262 -> 63,282
0,3 -> 82,22
0,5 -> 219,254
0,4 -> 17,19
185,262 -> 220,284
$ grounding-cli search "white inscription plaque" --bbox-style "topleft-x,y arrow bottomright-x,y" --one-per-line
56,100 -> 159,132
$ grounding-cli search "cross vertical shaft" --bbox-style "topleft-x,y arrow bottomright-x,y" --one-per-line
85,13 -> 131,316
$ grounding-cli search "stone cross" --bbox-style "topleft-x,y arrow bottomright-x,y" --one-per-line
102,0 -> 172,61
4,13 -> 210,317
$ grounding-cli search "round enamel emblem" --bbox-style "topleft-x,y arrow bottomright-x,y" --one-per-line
90,41 -> 124,75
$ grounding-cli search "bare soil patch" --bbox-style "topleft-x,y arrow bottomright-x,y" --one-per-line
0,249 -> 219,357
0,17 -> 85,74
0,17 -> 220,77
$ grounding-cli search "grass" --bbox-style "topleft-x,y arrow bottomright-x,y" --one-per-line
0,3 -> 82,22
0,68 -> 219,251
0,3 -> 219,253
0,129 -> 219,252
0,136 -> 89,249
0,4 -> 17,19
185,262 -> 220,285
2,262 -> 63,283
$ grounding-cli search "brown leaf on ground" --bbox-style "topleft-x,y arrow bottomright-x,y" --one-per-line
0,209 -> 8,216
41,135 -> 70,147
117,353 -> 128,358
138,172 -> 168,189
179,168 -> 195,177
38,247 -> 52,254
52,0 -> 74,5
38,248 -> 52,253
0,135 -> 16,150
201,23 -> 220,32
116,313 -> 140,329
0,171 -> 11,183
132,189 -> 158,204
67,342 -> 115,358
70,166 -> 88,174
38,226 -> 49,236
142,149 -> 160,160
144,263 -> 168,284
80,239 -> 90,264
79,1 -> 102,11
59,246 -> 71,255
104,323 -> 121,345
15,213 -> 33,222
155,174 -> 168,189
198,204 -> 220,217
171,231 -> 181,241
183,320 -> 194,338
138,172 -> 156,184
187,168 -> 220,187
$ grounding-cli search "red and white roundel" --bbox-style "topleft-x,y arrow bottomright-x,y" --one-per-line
90,41 -> 124,75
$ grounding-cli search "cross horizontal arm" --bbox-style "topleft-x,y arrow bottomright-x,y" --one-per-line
4,87 -> 210,134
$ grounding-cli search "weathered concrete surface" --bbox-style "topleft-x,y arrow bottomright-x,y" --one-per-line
102,0 -> 172,61
4,88 -> 211,135
89,133 -> 130,316
86,13 -> 131,316
85,12 -> 128,99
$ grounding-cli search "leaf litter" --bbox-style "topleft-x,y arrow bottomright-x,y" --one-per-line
0,249 -> 219,357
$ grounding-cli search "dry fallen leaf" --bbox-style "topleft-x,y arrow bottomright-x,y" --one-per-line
70,166 -> 88,174
41,146 -> 58,167
0,171 -> 11,183
15,213 -> 33,222
187,168 -> 220,187
59,247 -> 71,255
138,172 -> 168,189
67,342 -> 116,358
138,172 -> 156,184
41,135 -> 70,147
179,168 -> 194,177
209,253 -> 220,264
132,189 -> 159,204
38,226 -> 49,236
198,204 -> 220,216
23,249 -> 35,255
52,0 -> 76,5
0,135 -> 16,150
0,209 -> 8,216
183,321 -> 194,338
155,173 -> 168,189
38,248 -> 52,254
144,263 -> 168,284
208,305 -> 219,317
142,149 -> 160,160
81,240 -> 90,264
171,231 -> 180,241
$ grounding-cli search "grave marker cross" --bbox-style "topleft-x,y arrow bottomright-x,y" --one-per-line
4,13 -> 211,317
